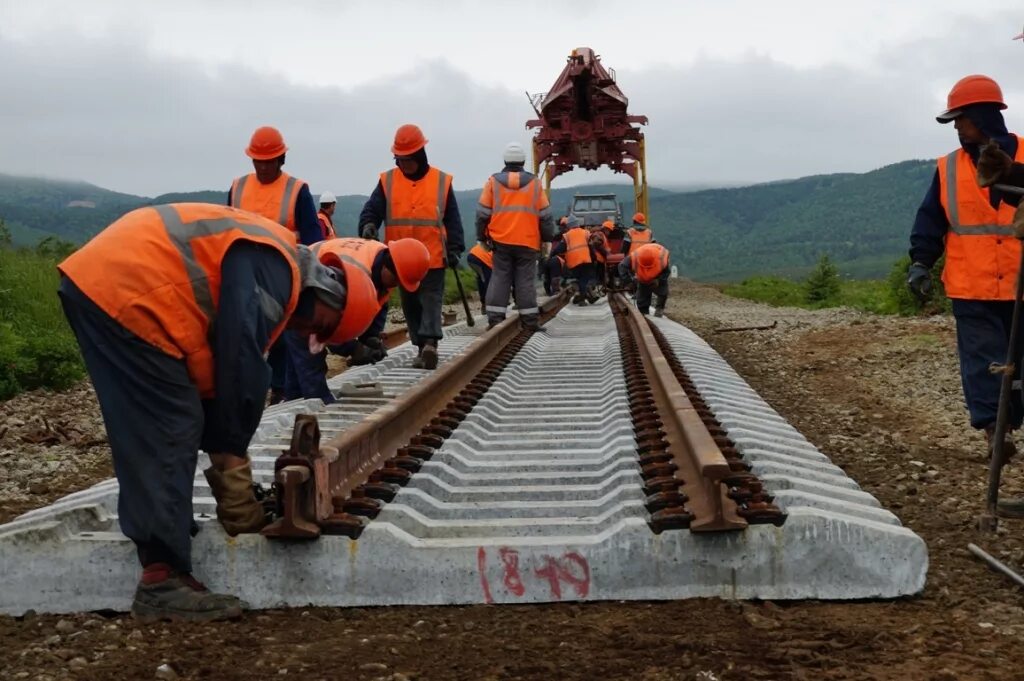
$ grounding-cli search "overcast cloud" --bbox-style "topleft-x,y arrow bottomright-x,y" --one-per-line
1,0 -> 1022,196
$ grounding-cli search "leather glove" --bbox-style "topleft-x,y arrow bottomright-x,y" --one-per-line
204,462 -> 267,536
1014,203 -> 1024,240
906,262 -> 933,303
977,141 -> 1013,187
360,223 -> 378,240
446,249 -> 462,267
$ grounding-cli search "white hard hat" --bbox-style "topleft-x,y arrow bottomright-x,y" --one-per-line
319,191 -> 336,205
503,142 -> 526,165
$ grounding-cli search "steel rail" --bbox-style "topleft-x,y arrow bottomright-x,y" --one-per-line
610,292 -> 747,531
263,292 -> 569,539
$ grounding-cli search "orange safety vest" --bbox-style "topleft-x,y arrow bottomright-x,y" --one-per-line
591,231 -> 609,263
311,238 -> 388,342
628,243 -> 671,284
59,204 -> 301,397
627,227 -> 653,245
380,167 -> 452,268
938,137 -> 1024,300
477,172 -> 549,250
230,172 -> 306,232
563,227 -> 593,268
468,242 -> 494,269
317,211 -> 336,239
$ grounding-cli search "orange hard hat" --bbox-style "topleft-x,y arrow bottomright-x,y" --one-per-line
937,75 -> 1006,123
246,126 -> 288,160
391,124 -> 428,157
635,244 -> 668,283
319,258 -> 381,345
602,219 -> 614,231
632,212 -> 646,225
386,238 -> 431,292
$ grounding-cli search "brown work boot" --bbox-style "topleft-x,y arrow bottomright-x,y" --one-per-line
204,463 -> 267,535
132,564 -> 243,623
985,424 -> 1017,462
421,341 -> 439,370
653,308 -> 665,318
411,346 -> 425,369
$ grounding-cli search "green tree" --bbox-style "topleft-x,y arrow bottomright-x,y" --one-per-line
804,254 -> 841,305
0,218 -> 11,249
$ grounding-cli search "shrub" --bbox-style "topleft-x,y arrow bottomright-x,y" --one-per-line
804,254 -> 841,306
886,255 -> 950,316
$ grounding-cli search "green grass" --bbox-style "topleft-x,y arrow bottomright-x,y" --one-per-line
385,266 -> 480,310
722,275 -> 898,315
0,249 -> 85,399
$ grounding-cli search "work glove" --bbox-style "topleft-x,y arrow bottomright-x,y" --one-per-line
446,249 -> 462,267
1014,203 -> 1024,240
906,262 -> 933,303
204,462 -> 268,536
977,141 -> 1013,188
360,223 -> 378,240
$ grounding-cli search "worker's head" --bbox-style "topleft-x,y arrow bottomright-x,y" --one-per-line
384,238 -> 431,292
503,142 -> 527,168
632,212 -> 646,227
601,219 -> 614,232
937,75 -> 1008,147
246,126 -> 288,184
319,191 -> 337,217
567,215 -> 582,229
290,248 -> 346,341
392,124 -> 428,177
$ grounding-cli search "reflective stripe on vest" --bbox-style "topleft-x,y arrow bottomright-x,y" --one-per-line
938,136 -> 1024,300
381,167 -> 451,268
231,172 -> 304,231
629,243 -> 670,283
563,227 -> 592,268
58,204 -> 301,397
628,227 -> 653,244
481,173 -> 546,250
317,211 -> 336,239
309,239 -> 386,341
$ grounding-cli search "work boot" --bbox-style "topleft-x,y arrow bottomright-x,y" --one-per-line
132,564 -> 243,623
204,463 -> 267,536
654,308 -> 665,318
411,347 -> 425,369
421,341 -> 439,370
347,342 -> 374,367
985,424 -> 1017,462
268,388 -> 285,405
997,498 -> 1024,519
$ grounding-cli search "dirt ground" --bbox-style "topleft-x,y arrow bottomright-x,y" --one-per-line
4,281 -> 1024,680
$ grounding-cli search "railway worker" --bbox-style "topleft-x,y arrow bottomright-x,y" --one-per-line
284,237 -> 432,399
590,223 -> 612,289
618,242 -> 671,317
550,215 -> 599,305
317,191 -> 338,239
906,74 -> 1024,468
476,142 -> 555,330
467,240 -> 494,314
622,212 -> 653,255
229,126 -> 323,403
543,253 -> 566,295
358,124 -> 464,370
57,203 -> 351,621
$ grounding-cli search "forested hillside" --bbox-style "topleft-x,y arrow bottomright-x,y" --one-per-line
0,163 -> 934,280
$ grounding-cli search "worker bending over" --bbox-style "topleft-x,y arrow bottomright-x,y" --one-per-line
476,142 -> 554,330
550,215 -> 599,305
58,203 -> 350,622
618,243 -> 671,317
285,237 -> 431,400
359,124 -> 464,369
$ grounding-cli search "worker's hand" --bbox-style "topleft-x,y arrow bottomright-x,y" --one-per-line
360,224 -> 378,240
204,461 -> 268,536
906,262 -> 933,302
1013,203 -> 1024,240
977,141 -> 1013,187
446,249 -> 462,267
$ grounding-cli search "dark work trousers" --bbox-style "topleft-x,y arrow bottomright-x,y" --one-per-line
282,330 -> 335,404
58,279 -> 201,574
636,272 -> 670,314
952,299 -> 1024,430
400,266 -> 445,348
543,256 -> 565,295
467,252 -> 492,311
570,263 -> 596,302
486,243 -> 540,328
266,337 -> 286,396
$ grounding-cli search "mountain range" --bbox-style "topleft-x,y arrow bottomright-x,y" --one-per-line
0,161 -> 934,281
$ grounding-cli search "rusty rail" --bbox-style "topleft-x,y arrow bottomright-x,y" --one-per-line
610,293 -> 747,532
263,292 -> 569,539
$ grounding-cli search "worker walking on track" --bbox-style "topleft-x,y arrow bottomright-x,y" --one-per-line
57,203 -> 351,622
285,237 -> 432,399
906,74 -> 1024,472
476,142 -> 555,330
467,240 -> 494,313
550,215 -> 599,305
358,124 -> 464,369
622,212 -> 653,255
317,192 -> 338,239
229,126 -> 322,403
618,242 -> 671,317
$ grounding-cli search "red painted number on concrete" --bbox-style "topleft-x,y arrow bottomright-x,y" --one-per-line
477,548 -> 590,602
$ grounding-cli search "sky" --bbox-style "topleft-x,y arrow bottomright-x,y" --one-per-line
1,0 -> 1023,197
